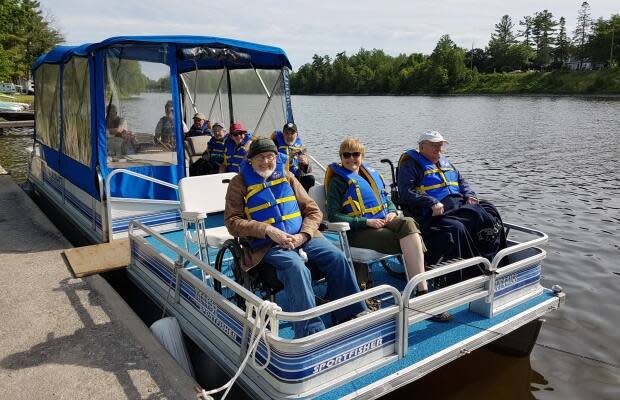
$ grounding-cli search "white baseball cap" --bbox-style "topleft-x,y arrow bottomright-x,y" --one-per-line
417,130 -> 448,144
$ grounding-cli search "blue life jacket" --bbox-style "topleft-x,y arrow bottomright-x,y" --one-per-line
240,153 -> 302,248
208,135 -> 227,164
326,163 -> 389,218
400,149 -> 460,201
224,132 -> 253,173
273,130 -> 304,177
186,124 -> 210,137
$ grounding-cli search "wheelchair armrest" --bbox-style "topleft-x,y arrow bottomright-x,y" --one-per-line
181,211 -> 207,221
323,221 -> 350,232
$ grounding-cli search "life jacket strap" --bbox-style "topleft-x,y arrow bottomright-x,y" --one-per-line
416,181 -> 459,193
262,211 -> 302,224
245,177 -> 288,202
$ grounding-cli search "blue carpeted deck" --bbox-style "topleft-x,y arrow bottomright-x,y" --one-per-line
316,290 -> 555,400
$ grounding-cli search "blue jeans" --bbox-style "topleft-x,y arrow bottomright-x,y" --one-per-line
262,237 -> 367,338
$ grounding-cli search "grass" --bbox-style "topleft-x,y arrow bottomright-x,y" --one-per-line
0,93 -> 34,105
453,70 -> 620,95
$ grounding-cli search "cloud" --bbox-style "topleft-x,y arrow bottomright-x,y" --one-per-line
41,0 -> 620,68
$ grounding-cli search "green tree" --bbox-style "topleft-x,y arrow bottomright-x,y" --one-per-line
431,35 -> 468,86
505,44 -> 534,70
0,0 -> 63,80
554,17 -> 571,65
519,16 -> 534,47
465,48 -> 492,73
488,15 -> 517,71
573,1 -> 593,66
532,10 -> 558,68
587,15 -> 620,65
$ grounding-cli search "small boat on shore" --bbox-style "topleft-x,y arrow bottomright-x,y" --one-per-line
29,36 -> 564,399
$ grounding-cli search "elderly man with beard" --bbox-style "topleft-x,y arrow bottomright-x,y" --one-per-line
225,138 -> 367,338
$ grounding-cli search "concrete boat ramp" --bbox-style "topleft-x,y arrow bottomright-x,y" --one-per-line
0,173 -> 197,399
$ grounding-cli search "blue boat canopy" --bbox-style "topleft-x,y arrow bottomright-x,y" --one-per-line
32,35 -> 293,202
33,36 -> 292,71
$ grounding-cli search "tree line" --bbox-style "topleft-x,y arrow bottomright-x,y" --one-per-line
291,2 -> 620,94
0,0 -> 63,82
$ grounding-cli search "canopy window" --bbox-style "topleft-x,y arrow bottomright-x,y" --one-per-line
62,57 -> 92,166
180,68 -> 287,136
181,69 -> 230,129
104,45 -> 179,168
34,64 -> 61,150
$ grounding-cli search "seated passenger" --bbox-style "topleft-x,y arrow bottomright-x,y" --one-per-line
224,138 -> 367,338
187,112 -> 211,137
154,101 -> 176,147
105,104 -> 137,155
220,122 -> 253,173
191,121 -> 227,175
325,138 -> 428,294
154,100 -> 188,147
397,131 -> 507,277
272,122 -> 315,192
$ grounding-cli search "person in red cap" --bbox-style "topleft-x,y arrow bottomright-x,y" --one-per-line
219,122 -> 254,173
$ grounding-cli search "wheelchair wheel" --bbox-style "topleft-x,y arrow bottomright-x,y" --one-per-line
214,239 -> 245,304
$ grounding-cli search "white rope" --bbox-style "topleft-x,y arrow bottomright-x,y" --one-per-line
199,300 -> 282,400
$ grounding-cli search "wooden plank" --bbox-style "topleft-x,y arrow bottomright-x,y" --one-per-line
0,120 -> 34,128
63,239 -> 130,277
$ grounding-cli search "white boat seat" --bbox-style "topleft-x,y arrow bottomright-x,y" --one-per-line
179,173 -> 237,262
189,225 -> 233,249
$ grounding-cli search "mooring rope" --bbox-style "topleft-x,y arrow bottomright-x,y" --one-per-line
199,300 -> 282,400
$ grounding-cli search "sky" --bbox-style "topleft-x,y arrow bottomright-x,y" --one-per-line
42,0 -> 619,69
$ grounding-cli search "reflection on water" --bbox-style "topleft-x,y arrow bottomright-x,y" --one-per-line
2,95 -> 620,399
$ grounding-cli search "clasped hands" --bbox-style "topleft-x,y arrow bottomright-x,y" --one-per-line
266,225 -> 308,249
431,197 -> 479,216
365,212 -> 397,229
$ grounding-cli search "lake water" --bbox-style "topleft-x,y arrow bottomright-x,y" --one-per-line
1,95 -> 619,399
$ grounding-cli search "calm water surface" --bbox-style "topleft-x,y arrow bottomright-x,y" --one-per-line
1,95 -> 619,399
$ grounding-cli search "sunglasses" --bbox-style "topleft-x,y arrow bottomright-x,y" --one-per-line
341,152 -> 362,159
231,131 -> 246,137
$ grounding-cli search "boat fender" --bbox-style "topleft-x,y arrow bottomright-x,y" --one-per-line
150,317 -> 195,378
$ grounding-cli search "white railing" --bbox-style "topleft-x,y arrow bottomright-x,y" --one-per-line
105,169 -> 180,241
129,218 -> 556,362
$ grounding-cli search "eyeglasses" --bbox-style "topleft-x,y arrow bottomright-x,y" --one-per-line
341,152 -> 362,159
284,129 -> 297,134
231,131 -> 246,137
253,153 -> 276,162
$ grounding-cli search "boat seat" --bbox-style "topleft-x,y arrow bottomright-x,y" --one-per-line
184,135 -> 210,164
187,225 -> 231,249
178,173 -> 237,263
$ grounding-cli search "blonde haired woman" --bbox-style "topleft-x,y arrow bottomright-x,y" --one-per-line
326,138 -> 451,320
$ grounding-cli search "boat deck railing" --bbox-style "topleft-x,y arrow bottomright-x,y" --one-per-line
127,219 -> 561,399
129,219 -> 549,344
105,169 -> 180,240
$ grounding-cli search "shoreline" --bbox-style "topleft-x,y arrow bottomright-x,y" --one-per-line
292,92 -> 620,98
